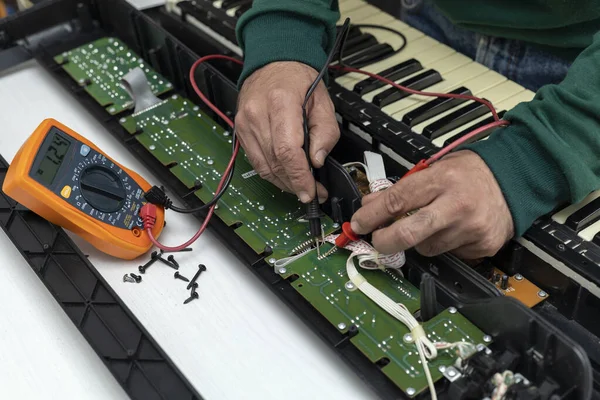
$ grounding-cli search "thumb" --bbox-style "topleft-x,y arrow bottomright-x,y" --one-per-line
308,86 -> 340,168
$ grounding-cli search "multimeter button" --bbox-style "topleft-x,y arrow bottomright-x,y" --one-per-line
60,185 -> 72,199
80,145 -> 91,156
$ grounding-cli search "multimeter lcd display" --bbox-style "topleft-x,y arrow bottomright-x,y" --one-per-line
34,133 -> 71,186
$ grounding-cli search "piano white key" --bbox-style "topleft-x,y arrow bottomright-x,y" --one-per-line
493,89 -> 535,110
340,0 -> 369,14
336,36 -> 442,88
226,6 -> 240,17
477,80 -> 526,104
579,219 -> 600,241
381,57 -> 483,116
552,191 -> 600,224
429,92 -> 534,147
355,11 -> 397,26
342,4 -> 382,23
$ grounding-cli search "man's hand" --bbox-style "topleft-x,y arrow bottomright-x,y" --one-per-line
236,61 -> 340,203
351,151 -> 514,259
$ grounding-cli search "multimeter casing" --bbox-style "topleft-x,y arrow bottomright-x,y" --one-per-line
3,118 -> 164,260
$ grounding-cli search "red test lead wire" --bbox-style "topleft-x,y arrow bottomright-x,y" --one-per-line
144,54 -> 512,252
144,55 -> 242,252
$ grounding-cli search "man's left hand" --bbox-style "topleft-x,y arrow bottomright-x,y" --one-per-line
350,150 -> 514,259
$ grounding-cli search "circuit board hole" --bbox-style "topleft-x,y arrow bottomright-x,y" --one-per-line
375,357 -> 390,368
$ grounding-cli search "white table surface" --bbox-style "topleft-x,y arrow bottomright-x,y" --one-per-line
0,60 -> 377,399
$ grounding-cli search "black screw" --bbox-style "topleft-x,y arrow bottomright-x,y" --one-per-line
157,255 -> 178,270
129,273 -> 142,283
167,255 -> 180,269
160,248 -> 193,254
183,291 -> 199,304
174,271 -> 190,282
138,252 -> 159,274
187,264 -> 207,289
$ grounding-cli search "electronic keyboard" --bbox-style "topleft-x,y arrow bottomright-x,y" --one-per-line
165,0 -> 600,295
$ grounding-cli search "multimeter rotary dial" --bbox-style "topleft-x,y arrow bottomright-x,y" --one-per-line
80,165 -> 127,213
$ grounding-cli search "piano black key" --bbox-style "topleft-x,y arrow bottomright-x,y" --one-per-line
235,2 -> 252,17
338,25 -> 362,40
422,101 -> 490,139
221,0 -> 250,9
565,197 -> 600,231
442,111 -> 507,147
402,87 -> 471,126
342,43 -> 395,69
342,34 -> 379,58
353,59 -> 422,95
372,70 -> 442,108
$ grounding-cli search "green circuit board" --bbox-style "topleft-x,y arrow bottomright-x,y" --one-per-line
120,95 -> 336,259
56,37 -> 491,398
54,37 -> 173,115
281,245 -> 488,395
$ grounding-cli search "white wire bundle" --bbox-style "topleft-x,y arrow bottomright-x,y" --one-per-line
490,370 -> 515,400
345,252 -> 439,399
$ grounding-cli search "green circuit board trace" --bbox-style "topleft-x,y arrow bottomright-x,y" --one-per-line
54,37 -> 173,115
120,95 -> 336,259
56,37 -> 491,398
280,245 -> 489,395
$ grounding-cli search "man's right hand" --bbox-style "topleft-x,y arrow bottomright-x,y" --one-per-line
235,61 -> 340,203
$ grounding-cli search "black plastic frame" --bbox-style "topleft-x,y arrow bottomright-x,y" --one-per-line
0,155 -> 201,400
0,1 -> 595,398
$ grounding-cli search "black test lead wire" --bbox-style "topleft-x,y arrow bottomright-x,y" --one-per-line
302,17 -> 352,256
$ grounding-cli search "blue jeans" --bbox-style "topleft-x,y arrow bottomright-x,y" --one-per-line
399,0 -> 572,92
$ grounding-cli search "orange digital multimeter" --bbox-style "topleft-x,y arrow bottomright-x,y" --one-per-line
3,118 -> 164,260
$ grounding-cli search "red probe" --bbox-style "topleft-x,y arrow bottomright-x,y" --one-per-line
336,160 -> 430,246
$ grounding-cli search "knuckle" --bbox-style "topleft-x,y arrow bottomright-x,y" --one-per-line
274,143 -> 295,164
394,224 -> 419,248
454,194 -> 475,214
416,243 -> 439,257
257,167 -> 274,181
384,188 -> 407,215
268,88 -> 288,106
241,101 -> 261,122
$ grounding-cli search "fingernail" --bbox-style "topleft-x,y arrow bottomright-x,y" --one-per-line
315,150 -> 327,166
351,220 -> 360,234
318,195 -> 327,204
298,192 -> 311,203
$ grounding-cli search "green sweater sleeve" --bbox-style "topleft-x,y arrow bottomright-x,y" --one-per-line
464,32 -> 600,237
235,0 -> 340,88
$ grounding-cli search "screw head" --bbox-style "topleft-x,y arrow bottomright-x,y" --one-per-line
268,258 -> 276,264
149,145 -> 156,150
557,243 -> 566,251
277,267 -> 287,274
138,265 -> 145,274
332,223 -> 340,229
119,117 -> 126,123
108,107 -> 116,113
483,335 -> 492,343
406,387 -> 416,396
345,282 -> 355,290
258,205 -> 265,211
207,159 -> 214,165
515,274 -> 524,281
438,365 -> 446,373
447,369 -> 457,377
403,333 -> 414,343
538,290 -> 548,298
448,307 -> 457,314
337,322 -> 347,330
